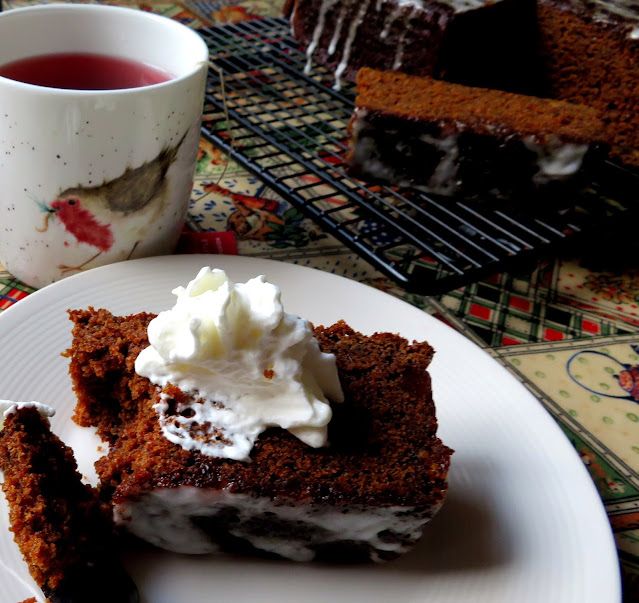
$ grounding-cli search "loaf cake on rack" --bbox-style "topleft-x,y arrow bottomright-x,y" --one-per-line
287,0 -> 638,167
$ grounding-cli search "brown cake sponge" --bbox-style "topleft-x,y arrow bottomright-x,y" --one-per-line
66,309 -> 450,508
354,68 -> 605,143
0,406 -> 138,603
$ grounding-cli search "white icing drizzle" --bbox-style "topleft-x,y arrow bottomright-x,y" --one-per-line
390,0 -> 487,9
381,4 -> 406,39
334,0 -> 373,90
568,0 -> 639,39
393,6 -> 419,69
0,399 -> 55,419
523,136 -> 589,184
0,399 -> 55,431
304,0 -> 340,75
328,3 -> 349,56
591,0 -> 639,22
289,0 -> 297,35
114,486 -> 440,561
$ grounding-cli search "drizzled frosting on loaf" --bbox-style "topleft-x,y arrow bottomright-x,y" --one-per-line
389,0 -> 490,11
297,0 -> 639,90
301,0 -> 503,89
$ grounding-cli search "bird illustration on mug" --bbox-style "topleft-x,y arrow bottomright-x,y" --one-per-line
34,129 -> 188,275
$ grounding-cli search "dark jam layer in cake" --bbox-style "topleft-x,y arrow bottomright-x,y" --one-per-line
67,309 -> 452,562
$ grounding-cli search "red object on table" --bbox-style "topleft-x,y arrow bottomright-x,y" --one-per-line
176,229 -> 238,255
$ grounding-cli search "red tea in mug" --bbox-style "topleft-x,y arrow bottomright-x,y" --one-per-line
0,52 -> 172,90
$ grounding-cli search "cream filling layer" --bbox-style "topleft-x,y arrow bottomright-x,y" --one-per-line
350,109 -> 590,194
114,486 -> 439,562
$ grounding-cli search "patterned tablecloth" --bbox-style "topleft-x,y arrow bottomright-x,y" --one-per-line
1,0 -> 638,599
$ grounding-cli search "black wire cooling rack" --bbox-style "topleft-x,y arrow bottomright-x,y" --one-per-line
199,17 -> 639,294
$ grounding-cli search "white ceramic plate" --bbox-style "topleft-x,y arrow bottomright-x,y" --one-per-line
0,255 -> 620,603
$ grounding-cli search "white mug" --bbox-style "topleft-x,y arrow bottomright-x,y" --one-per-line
0,4 -> 208,288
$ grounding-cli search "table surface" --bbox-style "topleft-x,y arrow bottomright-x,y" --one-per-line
1,0 -> 638,600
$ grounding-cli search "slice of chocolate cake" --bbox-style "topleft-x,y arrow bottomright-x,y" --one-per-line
67,305 -> 451,563
348,68 -> 608,199
0,403 -> 138,603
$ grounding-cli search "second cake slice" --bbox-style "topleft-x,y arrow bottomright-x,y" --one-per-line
348,68 -> 607,200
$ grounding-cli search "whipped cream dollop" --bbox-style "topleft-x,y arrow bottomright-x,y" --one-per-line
135,267 -> 344,462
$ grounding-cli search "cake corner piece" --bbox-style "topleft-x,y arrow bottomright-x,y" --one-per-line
0,403 -> 139,603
